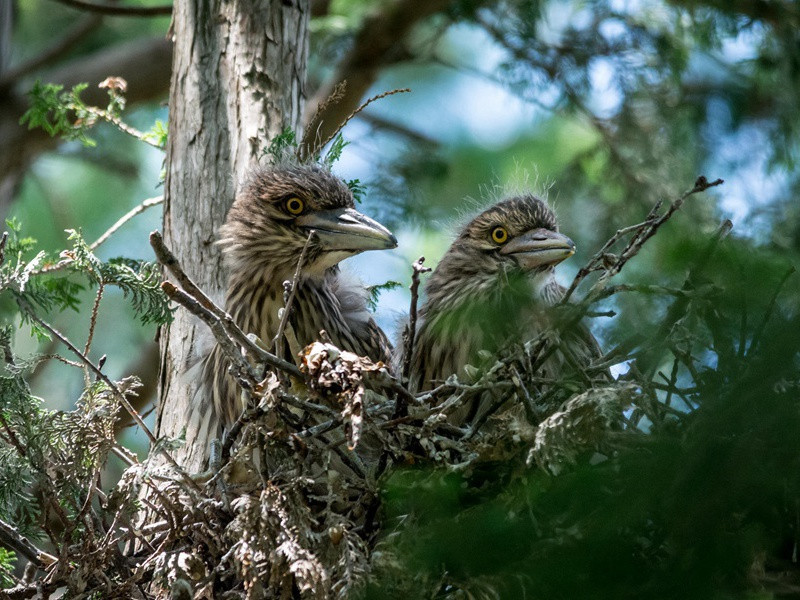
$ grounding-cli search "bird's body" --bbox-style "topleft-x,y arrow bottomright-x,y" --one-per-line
401,194 -> 603,424
201,165 -> 396,429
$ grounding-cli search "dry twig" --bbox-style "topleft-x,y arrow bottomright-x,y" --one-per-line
273,231 -> 315,359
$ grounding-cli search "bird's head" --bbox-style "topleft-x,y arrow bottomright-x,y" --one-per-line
426,195 -> 575,307
219,165 -> 397,279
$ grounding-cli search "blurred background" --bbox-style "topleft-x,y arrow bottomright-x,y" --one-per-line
1,0 -> 798,458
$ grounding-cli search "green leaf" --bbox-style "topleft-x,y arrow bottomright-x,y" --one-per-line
365,280 -> 402,311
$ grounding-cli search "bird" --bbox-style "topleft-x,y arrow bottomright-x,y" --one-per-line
401,193 -> 604,425
200,164 -> 397,431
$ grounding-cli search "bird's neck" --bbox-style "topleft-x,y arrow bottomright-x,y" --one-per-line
424,257 -> 558,315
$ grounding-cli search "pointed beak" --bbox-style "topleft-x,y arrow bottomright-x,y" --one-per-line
295,207 -> 397,252
499,228 -> 575,270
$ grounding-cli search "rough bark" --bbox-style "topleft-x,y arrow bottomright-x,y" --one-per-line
157,0 -> 309,471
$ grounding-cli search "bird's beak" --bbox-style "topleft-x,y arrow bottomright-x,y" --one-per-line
295,207 -> 398,252
499,228 -> 576,270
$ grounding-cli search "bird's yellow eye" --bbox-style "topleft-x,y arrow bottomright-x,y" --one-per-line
491,226 -> 508,244
285,197 -> 304,215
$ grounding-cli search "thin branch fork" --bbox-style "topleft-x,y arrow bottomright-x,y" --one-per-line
160,282 -> 259,389
149,231 -> 301,378
34,197 -> 163,276
562,175 -> 724,302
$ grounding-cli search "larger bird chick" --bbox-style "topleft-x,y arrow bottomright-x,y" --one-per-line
403,194 -> 602,422
204,164 -> 397,429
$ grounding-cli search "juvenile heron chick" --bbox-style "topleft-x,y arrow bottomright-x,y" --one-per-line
403,194 -> 602,421
203,164 -> 397,429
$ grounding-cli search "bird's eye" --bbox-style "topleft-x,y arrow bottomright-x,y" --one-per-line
285,197 -> 304,215
491,226 -> 508,244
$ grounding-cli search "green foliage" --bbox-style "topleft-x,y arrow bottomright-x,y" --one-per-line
0,548 -> 16,588
19,81 -> 96,147
365,280 -> 402,311
321,133 -> 349,167
0,325 -> 134,548
63,230 -> 172,326
263,127 -> 298,163
365,237 -> 800,598
0,226 -> 171,330
142,119 -> 168,148
347,178 -> 366,203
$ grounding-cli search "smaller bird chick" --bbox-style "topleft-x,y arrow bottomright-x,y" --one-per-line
403,194 -> 602,423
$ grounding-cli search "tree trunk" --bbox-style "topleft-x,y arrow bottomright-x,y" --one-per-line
156,0 -> 309,471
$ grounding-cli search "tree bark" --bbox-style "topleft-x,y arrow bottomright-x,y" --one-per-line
156,0 -> 309,471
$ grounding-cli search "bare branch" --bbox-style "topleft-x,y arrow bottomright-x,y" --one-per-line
47,0 -> 172,17
562,176 -> 724,302
83,283 -> 104,356
300,88 -> 410,160
160,281 -> 259,389
0,231 -> 8,266
150,231 -> 302,378
0,518 -> 56,569
91,196 -> 163,251
273,231 -> 315,358
401,256 -> 431,383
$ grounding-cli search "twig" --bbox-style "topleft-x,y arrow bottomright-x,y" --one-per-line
401,256 -> 431,382
84,283 -> 104,356
297,81 -> 348,160
150,231 -> 302,378
90,196 -> 163,251
273,231 -> 315,359
82,106 -> 164,148
160,282 -> 258,388
48,0 -> 172,17
0,413 -> 27,458
302,88 -> 411,160
34,197 -> 163,275
562,176 -> 724,302
0,517 -> 57,568
16,298 -> 202,493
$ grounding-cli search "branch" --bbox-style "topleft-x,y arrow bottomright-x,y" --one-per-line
0,518 -> 56,569
91,196 -> 163,251
562,176 -> 724,302
0,15 -> 103,89
272,231 -> 315,358
401,256 -> 431,383
150,231 -> 302,378
1,36 -> 172,210
32,196 -> 163,276
300,88 -> 410,160
48,0 -> 172,17
160,281 -> 259,389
